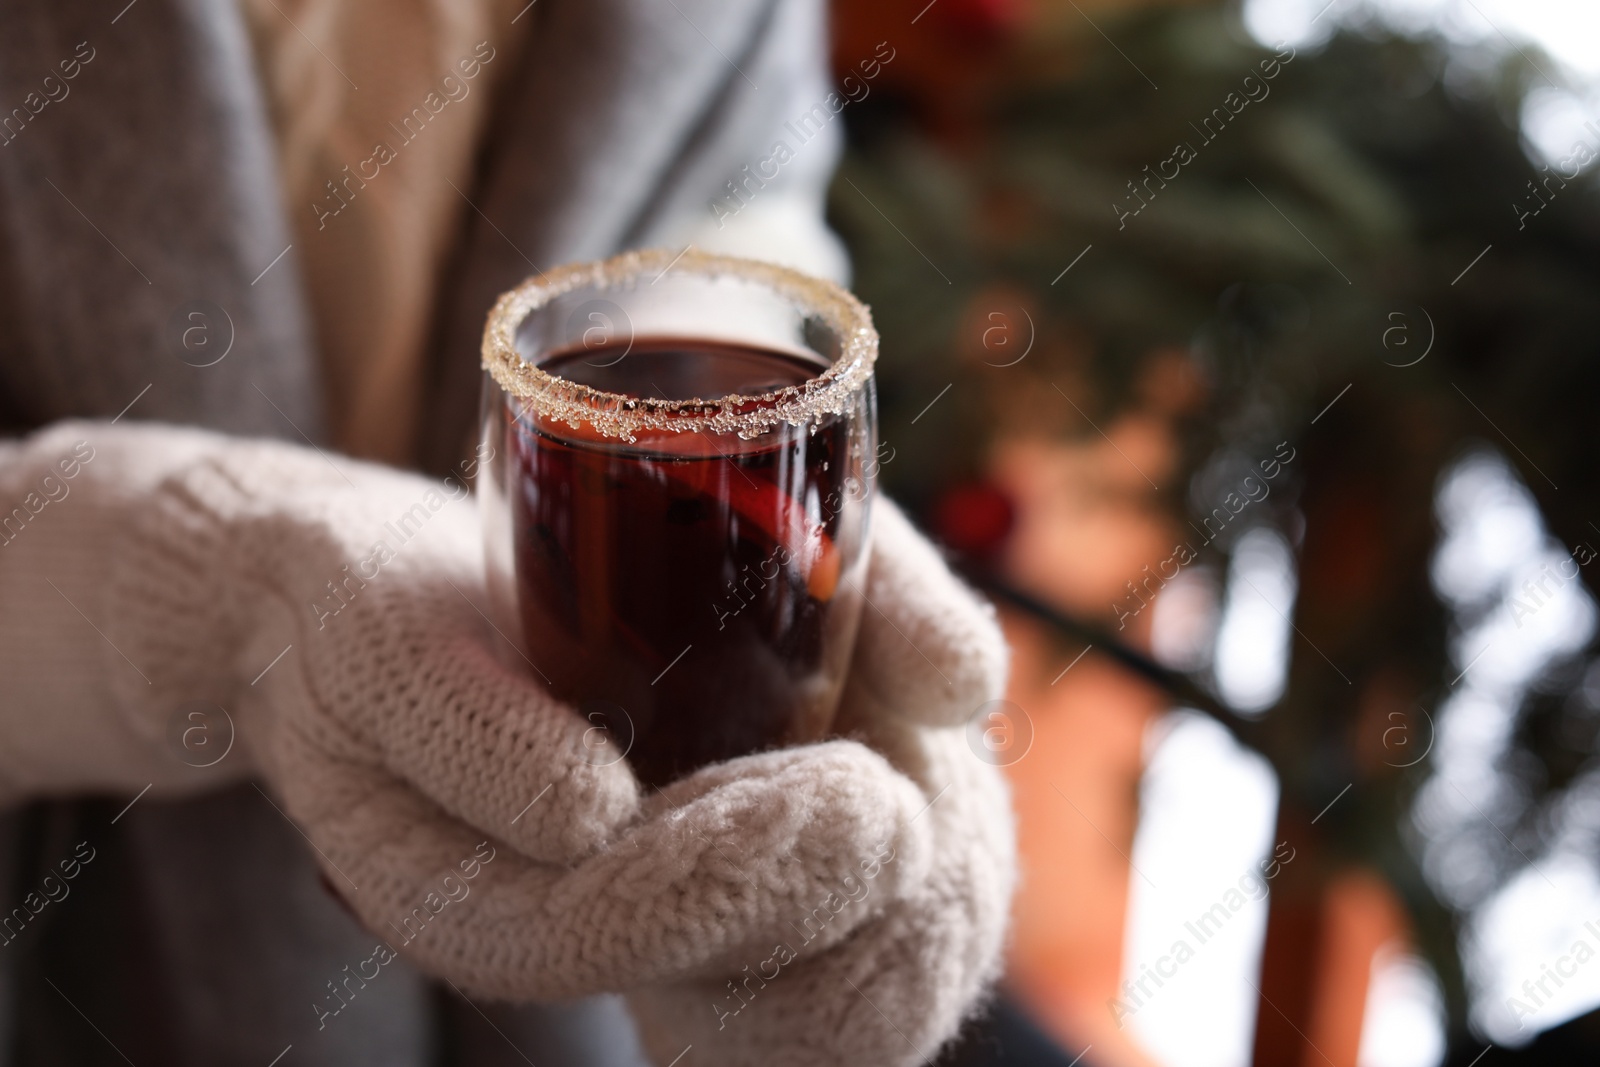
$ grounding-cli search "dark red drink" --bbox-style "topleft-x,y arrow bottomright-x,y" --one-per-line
503,339 -> 865,787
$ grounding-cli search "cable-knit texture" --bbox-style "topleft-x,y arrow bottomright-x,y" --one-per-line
627,724 -> 1016,1066
11,423 -> 1018,1060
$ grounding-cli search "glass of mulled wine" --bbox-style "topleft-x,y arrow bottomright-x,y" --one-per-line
478,249 -> 878,788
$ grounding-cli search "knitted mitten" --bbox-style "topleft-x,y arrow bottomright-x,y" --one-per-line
625,502 -> 1016,1065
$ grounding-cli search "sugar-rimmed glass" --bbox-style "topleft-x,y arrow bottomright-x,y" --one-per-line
478,249 -> 878,787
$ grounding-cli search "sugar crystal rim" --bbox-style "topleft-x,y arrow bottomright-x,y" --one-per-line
481,248 -> 878,441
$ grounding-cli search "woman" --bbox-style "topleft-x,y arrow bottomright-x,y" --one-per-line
0,0 -> 1015,1063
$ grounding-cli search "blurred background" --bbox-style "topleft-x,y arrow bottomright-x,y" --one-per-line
819,0 -> 1600,1064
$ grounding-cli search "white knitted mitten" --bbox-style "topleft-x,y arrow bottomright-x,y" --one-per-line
1,421 -> 1015,1062
622,502 -> 1016,1066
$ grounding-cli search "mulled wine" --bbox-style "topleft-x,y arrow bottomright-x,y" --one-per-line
503,340 -> 863,786
479,250 -> 878,788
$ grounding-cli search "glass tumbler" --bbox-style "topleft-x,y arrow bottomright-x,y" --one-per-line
478,249 -> 879,787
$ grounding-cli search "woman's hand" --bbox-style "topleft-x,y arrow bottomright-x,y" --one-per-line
625,502 -> 1016,1066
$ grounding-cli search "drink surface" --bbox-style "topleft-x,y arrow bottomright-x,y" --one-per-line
507,338 -> 861,787
537,337 -> 822,401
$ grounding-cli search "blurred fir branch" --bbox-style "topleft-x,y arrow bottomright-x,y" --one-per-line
830,5 -> 1600,1040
